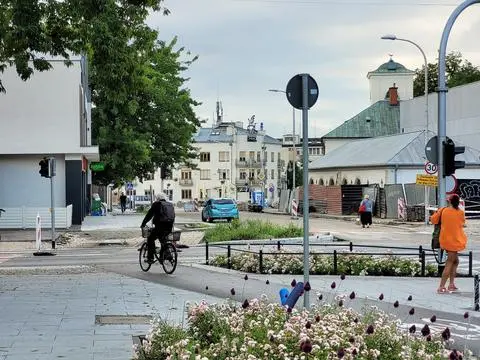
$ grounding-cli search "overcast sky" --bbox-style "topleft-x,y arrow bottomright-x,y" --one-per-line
147,0 -> 480,139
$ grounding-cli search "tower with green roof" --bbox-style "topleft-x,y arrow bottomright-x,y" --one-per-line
367,56 -> 415,104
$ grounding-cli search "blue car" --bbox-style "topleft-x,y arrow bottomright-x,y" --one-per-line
201,198 -> 239,223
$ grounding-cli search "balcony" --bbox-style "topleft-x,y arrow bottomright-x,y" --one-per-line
235,159 -> 266,168
179,179 -> 193,186
236,178 -> 262,186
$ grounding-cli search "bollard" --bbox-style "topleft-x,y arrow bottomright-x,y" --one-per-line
205,241 -> 209,265
277,240 -> 281,251
227,245 -> 231,269
474,275 -> 479,311
349,242 -> 353,252
421,251 -> 426,277
469,251 -> 473,277
259,250 -> 263,274
333,250 -> 338,275
418,245 -> 423,261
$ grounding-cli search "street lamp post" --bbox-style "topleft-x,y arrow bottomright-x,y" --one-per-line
269,89 -> 298,219
381,34 -> 429,224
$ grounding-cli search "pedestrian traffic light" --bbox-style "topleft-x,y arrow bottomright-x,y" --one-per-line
443,139 -> 465,177
160,165 -> 171,180
39,158 -> 50,178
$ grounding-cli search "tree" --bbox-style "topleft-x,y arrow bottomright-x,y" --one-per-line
413,51 -> 480,97
0,1 -> 201,186
286,160 -> 302,190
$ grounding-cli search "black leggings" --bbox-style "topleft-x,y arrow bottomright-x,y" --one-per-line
147,224 -> 173,258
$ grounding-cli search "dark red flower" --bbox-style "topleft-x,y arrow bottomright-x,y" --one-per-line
337,347 -> 345,358
366,324 -> 374,335
291,279 -> 297,287
409,325 -> 416,334
244,274 -> 248,281
441,327 -> 451,341
407,295 -> 413,301
269,334 -> 275,342
353,318 -> 359,323
266,280 -> 270,285
352,348 -> 358,356
426,335 -> 432,342
349,291 -> 356,300
318,294 -> 323,301
315,315 -> 321,322
301,339 -> 312,353
304,282 -> 311,292
230,288 -> 235,296
464,312 -> 469,319
287,307 -> 292,313
394,301 -> 399,308
409,308 -> 415,316
331,281 -> 336,289
348,336 -> 355,343
430,315 -> 437,323
242,299 -> 249,309
378,293 -> 384,301
340,274 -> 346,280
449,349 -> 461,360
421,324 -> 431,337
305,321 -> 312,329
338,300 -> 344,307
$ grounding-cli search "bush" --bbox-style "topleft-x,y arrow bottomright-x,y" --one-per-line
210,250 -> 438,277
133,298 -> 460,360
203,219 -> 303,242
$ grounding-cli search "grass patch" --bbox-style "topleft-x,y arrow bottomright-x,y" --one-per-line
203,219 -> 303,242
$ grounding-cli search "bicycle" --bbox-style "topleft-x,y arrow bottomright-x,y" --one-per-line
138,226 -> 178,274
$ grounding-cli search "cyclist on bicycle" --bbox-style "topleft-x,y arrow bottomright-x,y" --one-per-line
140,193 -> 175,263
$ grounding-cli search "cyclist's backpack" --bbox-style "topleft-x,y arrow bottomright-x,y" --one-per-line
159,201 -> 175,223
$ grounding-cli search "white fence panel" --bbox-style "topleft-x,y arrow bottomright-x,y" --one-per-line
0,205 -> 73,229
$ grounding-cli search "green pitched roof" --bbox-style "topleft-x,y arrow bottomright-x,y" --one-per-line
323,100 -> 400,138
368,58 -> 414,77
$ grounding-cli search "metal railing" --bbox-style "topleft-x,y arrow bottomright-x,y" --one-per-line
179,179 -> 193,186
204,240 -> 475,277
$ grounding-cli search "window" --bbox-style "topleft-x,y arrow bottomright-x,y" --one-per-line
200,152 -> 210,162
213,199 -> 234,205
271,169 -> 275,179
278,152 -> 281,161
181,171 -> 192,180
145,172 -> 154,181
239,151 -> 246,162
249,151 -> 255,160
218,169 -> 230,180
219,151 -> 230,162
248,170 -> 255,179
271,152 -> 274,162
144,189 -> 154,196
309,147 -> 321,156
256,151 -> 261,162
181,189 -> 192,200
200,169 -> 210,180
239,171 -> 247,180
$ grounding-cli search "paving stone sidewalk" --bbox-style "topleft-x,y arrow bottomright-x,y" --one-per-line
0,271 -> 221,360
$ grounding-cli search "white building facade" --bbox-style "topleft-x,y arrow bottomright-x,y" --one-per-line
128,121 -> 283,204
0,58 -> 99,227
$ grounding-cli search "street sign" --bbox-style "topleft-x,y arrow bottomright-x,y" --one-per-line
425,136 -> 438,164
424,162 -> 438,175
258,173 -> 265,181
90,162 -> 105,172
416,174 -> 438,187
446,174 -> 458,194
126,182 -> 134,190
286,74 -> 319,110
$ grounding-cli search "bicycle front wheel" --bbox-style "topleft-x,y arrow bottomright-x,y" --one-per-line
161,243 -> 178,274
139,242 -> 152,272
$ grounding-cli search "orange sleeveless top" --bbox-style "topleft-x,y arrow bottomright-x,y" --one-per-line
430,207 -> 467,252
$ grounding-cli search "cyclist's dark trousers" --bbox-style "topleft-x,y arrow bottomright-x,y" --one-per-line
147,222 -> 173,260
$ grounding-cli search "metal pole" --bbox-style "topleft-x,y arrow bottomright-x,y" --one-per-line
292,106 -> 296,211
437,0 -> 480,207
301,74 -> 310,309
50,158 -> 56,250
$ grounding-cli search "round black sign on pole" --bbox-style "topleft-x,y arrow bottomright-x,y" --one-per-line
286,74 -> 319,110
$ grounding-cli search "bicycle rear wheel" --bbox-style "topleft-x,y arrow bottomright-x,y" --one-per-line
161,242 -> 178,274
139,242 -> 152,272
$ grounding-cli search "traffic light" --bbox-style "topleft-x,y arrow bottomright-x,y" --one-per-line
160,165 -> 171,180
39,158 -> 50,178
443,139 -> 465,177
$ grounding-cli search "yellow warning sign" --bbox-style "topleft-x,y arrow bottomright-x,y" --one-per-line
416,174 -> 438,187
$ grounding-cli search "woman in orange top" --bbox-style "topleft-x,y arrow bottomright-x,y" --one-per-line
430,194 -> 467,293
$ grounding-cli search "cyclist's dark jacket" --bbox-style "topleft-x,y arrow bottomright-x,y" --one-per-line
141,200 -> 174,229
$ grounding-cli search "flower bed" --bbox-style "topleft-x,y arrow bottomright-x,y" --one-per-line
211,250 -> 438,277
133,297 -> 464,359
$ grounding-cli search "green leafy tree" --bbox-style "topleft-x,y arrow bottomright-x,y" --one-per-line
286,161 -> 302,190
413,51 -> 480,97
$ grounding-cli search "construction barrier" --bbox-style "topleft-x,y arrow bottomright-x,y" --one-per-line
291,199 -> 298,217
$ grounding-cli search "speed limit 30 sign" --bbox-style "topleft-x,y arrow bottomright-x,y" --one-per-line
425,162 -> 438,175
